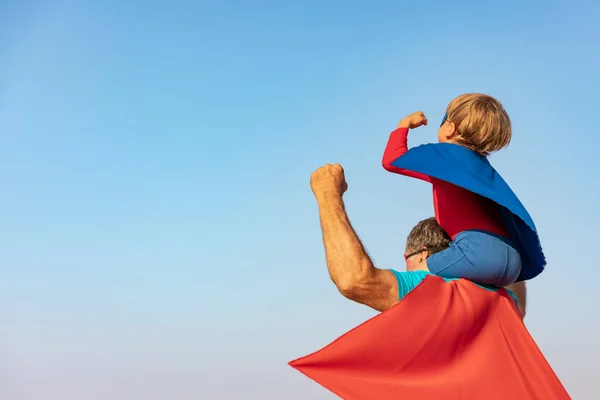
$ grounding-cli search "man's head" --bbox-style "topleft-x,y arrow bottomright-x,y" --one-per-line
404,217 -> 451,271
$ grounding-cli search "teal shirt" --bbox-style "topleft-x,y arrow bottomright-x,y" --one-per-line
389,270 -> 518,305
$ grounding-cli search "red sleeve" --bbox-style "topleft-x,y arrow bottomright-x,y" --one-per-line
382,128 -> 431,182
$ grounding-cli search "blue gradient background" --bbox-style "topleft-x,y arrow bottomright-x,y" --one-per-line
1,1 -> 599,399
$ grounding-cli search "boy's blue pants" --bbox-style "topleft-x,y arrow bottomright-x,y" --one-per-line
426,230 -> 522,287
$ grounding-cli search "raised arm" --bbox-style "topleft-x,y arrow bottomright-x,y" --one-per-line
382,112 -> 432,182
310,164 -> 399,312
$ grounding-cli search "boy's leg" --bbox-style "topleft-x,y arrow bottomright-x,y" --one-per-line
426,231 -> 521,286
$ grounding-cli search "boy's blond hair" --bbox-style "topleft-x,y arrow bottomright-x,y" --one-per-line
446,93 -> 511,155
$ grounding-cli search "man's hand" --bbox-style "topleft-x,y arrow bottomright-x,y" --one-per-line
310,164 -> 348,200
398,111 -> 428,129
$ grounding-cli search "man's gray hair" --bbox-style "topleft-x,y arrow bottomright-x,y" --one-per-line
405,217 -> 451,254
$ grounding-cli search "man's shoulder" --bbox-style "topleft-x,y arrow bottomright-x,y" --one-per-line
389,269 -> 431,282
389,270 -> 518,306
389,270 -> 432,299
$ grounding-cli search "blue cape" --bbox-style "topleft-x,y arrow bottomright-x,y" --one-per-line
391,143 -> 545,282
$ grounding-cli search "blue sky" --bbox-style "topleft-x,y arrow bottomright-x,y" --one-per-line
1,0 -> 599,399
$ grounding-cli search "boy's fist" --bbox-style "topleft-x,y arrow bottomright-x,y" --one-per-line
398,111 -> 427,129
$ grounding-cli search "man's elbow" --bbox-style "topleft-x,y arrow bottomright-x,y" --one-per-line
332,277 -> 362,301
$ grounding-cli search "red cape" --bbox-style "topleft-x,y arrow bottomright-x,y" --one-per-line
289,276 -> 569,399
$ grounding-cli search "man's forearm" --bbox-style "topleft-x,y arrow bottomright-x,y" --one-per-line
316,194 -> 375,293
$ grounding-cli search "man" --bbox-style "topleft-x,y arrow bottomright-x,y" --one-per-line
291,163 -> 569,399
310,163 -> 527,317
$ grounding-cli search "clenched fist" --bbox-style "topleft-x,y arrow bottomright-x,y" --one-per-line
310,163 -> 348,199
398,111 -> 428,129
